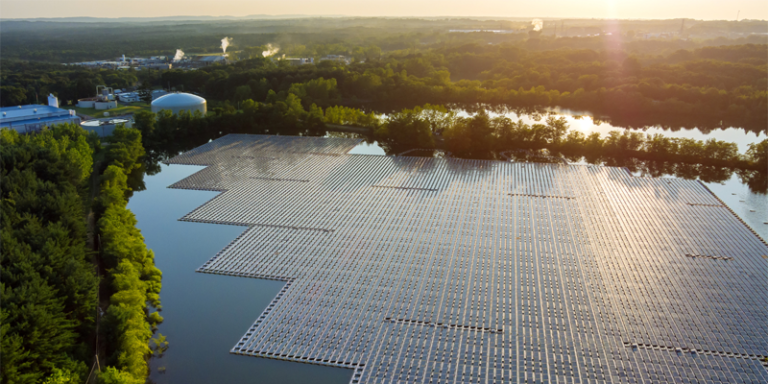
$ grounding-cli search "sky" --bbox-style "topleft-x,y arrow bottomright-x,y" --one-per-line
2,0 -> 767,20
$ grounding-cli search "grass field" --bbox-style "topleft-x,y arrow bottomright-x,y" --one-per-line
71,103 -> 150,118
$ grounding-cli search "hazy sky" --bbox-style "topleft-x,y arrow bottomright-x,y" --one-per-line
2,0 -> 767,20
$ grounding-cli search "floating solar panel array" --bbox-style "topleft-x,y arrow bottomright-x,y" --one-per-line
167,134 -> 768,384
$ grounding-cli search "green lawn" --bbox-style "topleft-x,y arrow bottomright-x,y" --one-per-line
70,103 -> 150,118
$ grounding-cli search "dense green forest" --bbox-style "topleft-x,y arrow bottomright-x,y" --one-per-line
0,61 -> 142,107
1,125 -> 98,383
0,124 -> 161,384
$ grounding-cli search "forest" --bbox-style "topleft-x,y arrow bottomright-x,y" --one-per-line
1,125 -> 98,383
2,17 -> 766,62
168,42 -> 767,132
0,123 -> 161,384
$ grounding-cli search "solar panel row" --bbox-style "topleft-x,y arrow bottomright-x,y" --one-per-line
167,134 -> 768,384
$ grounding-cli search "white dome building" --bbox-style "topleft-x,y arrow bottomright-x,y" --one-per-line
151,92 -> 206,115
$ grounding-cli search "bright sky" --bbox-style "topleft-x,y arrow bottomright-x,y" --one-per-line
2,0 -> 767,20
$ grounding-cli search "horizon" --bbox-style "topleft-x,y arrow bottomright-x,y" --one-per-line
3,0 -> 768,21
5,15 -> 768,22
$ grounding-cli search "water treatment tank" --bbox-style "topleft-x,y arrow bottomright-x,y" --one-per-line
151,92 -> 207,115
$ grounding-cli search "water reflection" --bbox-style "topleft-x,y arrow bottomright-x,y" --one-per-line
454,104 -> 768,138
128,164 -> 352,384
454,106 -> 767,152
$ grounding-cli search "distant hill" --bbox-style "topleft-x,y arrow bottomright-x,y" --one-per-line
0,15 -> 346,23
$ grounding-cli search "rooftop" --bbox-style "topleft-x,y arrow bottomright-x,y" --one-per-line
167,134 -> 768,384
0,104 -> 68,119
0,104 -> 77,128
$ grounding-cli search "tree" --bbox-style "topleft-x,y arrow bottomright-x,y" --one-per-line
137,82 -> 152,105
234,85 -> 252,103
133,111 -> 156,143
375,108 -> 434,154
0,85 -> 28,106
544,116 -> 569,145
745,139 -> 767,166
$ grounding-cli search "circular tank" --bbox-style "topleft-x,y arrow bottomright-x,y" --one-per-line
151,92 -> 207,115
81,118 -> 133,137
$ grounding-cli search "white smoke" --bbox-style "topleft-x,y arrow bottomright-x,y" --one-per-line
173,49 -> 185,62
262,44 -> 279,57
221,37 -> 233,56
531,19 -> 543,32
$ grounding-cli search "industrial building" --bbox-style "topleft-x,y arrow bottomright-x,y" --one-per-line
77,85 -> 118,110
0,95 -> 80,133
166,134 -> 768,384
151,92 -> 206,115
171,55 -> 229,69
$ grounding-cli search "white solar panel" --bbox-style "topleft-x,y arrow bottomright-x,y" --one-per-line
167,134 -> 768,384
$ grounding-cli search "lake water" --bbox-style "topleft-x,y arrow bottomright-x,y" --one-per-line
130,112 -> 766,383
457,108 -> 767,152
129,164 -> 352,384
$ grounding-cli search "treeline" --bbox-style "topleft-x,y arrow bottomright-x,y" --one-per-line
3,32 -> 767,132
131,89 -> 766,192
373,106 -> 767,192
2,16 -> 765,63
151,42 -> 768,133
365,104 -> 766,169
1,125 -> 98,382
0,60 -> 144,107
94,126 -> 164,384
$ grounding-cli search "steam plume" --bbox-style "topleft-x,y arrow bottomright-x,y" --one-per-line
221,37 -> 233,55
262,44 -> 279,57
531,19 -> 543,32
173,49 -> 185,62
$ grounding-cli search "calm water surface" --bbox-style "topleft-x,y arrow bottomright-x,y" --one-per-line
129,118 -> 766,383
128,164 -> 352,384
455,108 -> 767,152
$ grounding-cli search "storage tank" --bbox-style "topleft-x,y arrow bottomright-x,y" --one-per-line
81,118 -> 132,137
151,92 -> 207,115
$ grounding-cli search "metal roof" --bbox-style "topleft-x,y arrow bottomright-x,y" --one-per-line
0,104 -> 69,120
0,104 -> 78,128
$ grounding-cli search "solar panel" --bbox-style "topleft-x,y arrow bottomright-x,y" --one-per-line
167,134 -> 768,384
